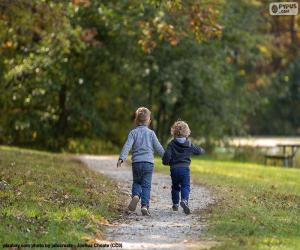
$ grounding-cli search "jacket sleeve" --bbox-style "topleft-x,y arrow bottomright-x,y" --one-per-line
152,131 -> 165,158
162,144 -> 172,165
119,131 -> 134,161
191,143 -> 205,155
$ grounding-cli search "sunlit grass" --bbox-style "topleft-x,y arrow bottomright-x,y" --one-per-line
155,157 -> 300,249
190,159 -> 300,195
0,146 -> 122,244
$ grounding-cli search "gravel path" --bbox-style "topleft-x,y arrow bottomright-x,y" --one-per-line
78,155 -> 215,250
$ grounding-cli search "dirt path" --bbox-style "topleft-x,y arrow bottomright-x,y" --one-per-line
78,155 -> 215,250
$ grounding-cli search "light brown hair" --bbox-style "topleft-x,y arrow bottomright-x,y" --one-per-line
134,107 -> 151,125
171,120 -> 191,138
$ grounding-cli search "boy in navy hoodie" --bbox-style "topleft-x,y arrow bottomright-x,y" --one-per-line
162,121 -> 204,214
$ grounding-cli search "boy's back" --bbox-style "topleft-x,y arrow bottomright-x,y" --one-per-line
162,138 -> 204,168
120,125 -> 164,163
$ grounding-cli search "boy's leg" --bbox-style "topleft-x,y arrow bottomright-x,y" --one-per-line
132,163 -> 142,198
179,167 -> 191,214
180,167 -> 190,202
170,168 -> 180,205
140,162 -> 153,209
129,163 -> 142,211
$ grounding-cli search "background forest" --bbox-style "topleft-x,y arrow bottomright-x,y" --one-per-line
0,0 -> 299,153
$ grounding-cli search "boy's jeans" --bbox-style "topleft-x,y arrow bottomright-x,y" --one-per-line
170,167 -> 190,204
132,162 -> 153,208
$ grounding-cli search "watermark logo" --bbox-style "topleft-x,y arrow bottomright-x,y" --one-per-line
269,2 -> 298,15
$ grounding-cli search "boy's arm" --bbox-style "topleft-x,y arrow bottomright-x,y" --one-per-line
119,131 -> 134,161
191,143 -> 205,155
152,131 -> 165,157
162,144 -> 172,165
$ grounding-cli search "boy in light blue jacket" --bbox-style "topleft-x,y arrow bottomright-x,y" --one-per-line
117,107 -> 164,216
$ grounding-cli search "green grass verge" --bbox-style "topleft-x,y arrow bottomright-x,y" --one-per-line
0,146 -> 123,246
155,157 -> 300,250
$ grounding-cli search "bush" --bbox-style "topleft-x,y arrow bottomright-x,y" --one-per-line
232,146 -> 266,164
65,138 -> 119,154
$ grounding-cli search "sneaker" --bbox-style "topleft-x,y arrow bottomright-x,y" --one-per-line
141,206 -> 151,216
172,204 -> 179,211
180,200 -> 191,215
128,195 -> 139,211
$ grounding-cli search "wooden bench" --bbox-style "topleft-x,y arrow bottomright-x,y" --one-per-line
264,143 -> 299,167
264,154 -> 294,167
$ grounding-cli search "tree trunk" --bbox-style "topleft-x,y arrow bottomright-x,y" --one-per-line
290,16 -> 296,44
155,81 -> 167,144
56,83 -> 68,142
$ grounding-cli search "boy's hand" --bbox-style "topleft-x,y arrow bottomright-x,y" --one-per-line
117,159 -> 123,168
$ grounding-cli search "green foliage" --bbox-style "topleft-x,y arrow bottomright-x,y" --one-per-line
0,0 -> 299,151
65,138 -> 118,154
251,59 -> 300,135
0,1 -> 90,149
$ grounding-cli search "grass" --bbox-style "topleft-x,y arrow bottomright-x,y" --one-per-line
0,146 -> 123,247
155,157 -> 300,250
1,145 -> 299,249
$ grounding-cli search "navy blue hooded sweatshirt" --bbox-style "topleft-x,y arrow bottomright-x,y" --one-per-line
162,138 -> 205,168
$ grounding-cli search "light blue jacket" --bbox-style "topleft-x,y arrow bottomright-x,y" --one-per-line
119,125 -> 165,163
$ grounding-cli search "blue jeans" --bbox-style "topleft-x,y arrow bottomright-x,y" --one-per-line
170,167 -> 190,204
132,162 -> 153,208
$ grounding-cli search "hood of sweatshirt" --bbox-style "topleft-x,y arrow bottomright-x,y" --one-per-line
172,138 -> 192,150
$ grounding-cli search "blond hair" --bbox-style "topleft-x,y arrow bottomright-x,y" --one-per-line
134,107 -> 151,125
171,121 -> 191,138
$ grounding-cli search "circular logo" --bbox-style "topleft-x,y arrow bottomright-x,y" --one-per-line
271,4 -> 278,13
